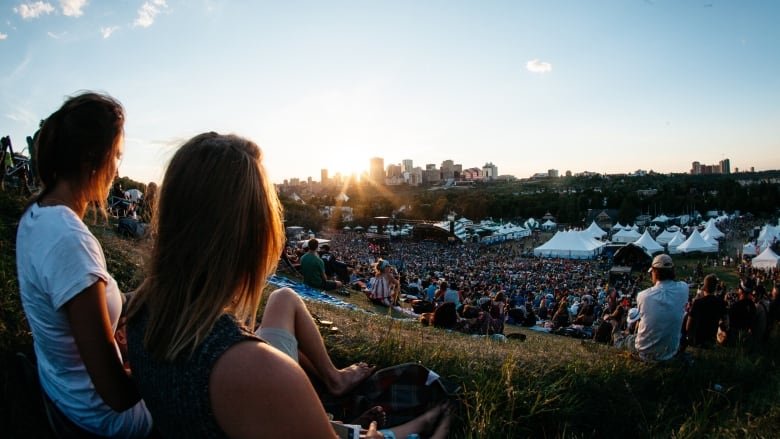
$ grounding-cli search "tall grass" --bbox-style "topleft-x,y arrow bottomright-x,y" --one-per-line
2,189 -> 779,438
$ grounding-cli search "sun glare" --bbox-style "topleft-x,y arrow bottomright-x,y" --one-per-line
325,156 -> 368,181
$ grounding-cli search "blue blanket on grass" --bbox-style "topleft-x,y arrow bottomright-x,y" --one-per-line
267,275 -> 418,321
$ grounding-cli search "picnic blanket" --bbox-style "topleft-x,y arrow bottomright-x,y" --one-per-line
267,275 -> 417,321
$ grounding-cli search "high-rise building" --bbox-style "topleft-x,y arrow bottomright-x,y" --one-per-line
402,159 -> 414,173
369,157 -> 385,185
321,168 -> 328,184
482,162 -> 498,180
719,159 -> 731,174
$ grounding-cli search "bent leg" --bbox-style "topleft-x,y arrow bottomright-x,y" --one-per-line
257,287 -> 373,396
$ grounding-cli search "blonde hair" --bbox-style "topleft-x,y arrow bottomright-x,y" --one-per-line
128,132 -> 284,361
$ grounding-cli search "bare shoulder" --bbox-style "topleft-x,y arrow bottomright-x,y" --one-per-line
210,340 -> 335,438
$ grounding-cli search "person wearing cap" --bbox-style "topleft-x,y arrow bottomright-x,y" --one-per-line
685,274 -> 727,347
626,254 -> 689,361
300,238 -> 343,291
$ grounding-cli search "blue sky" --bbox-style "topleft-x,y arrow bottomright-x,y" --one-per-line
2,0 -> 779,185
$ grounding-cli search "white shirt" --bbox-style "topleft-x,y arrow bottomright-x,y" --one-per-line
635,279 -> 689,361
16,203 -> 151,438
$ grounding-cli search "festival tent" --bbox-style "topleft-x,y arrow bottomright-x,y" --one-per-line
742,242 -> 760,257
655,229 -> 676,245
651,214 -> 671,225
612,228 -> 641,243
541,219 -> 557,231
524,218 -> 539,230
756,224 -> 779,248
671,229 -> 717,254
533,230 -> 605,259
700,231 -> 719,247
584,221 -> 607,239
751,247 -> 780,270
612,222 -> 625,231
701,221 -> 725,239
634,230 -> 664,255
667,233 -> 686,252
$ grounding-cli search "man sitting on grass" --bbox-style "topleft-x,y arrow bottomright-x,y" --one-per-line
300,238 -> 342,291
614,254 -> 688,362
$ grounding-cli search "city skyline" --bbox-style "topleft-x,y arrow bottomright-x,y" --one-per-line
2,2 -> 779,185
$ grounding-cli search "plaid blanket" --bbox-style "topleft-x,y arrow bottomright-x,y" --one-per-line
320,363 -> 460,427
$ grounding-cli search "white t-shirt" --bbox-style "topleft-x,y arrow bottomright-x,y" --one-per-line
635,280 -> 689,361
16,203 -> 152,438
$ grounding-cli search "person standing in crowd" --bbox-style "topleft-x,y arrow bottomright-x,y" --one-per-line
685,274 -> 727,347
616,254 -> 688,362
16,92 -> 153,437
300,238 -> 343,291
126,132 -> 452,438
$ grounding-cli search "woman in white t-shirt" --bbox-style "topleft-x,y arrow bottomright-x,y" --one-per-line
16,92 -> 152,438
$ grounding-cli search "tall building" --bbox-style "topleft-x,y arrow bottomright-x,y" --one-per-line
369,157 -> 385,185
441,160 -> 455,180
482,162 -> 498,180
720,159 -> 731,174
402,159 -> 414,173
320,168 -> 328,184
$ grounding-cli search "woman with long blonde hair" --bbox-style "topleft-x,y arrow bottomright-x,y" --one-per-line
126,132 -> 452,438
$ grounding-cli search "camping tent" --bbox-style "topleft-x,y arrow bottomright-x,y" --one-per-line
751,247 -> 780,270
671,229 -> 717,254
612,228 -> 641,244
533,230 -> 605,259
634,230 -> 664,255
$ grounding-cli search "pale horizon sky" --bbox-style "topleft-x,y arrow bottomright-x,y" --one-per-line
2,0 -> 779,185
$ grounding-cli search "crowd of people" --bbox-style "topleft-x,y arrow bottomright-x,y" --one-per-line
17,92 -> 454,438
312,220 -> 780,357
15,90 -> 779,437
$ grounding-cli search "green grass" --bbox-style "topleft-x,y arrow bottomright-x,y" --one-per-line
2,189 -> 779,438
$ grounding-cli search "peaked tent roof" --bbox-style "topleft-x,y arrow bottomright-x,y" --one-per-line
672,229 -> 717,254
742,242 -> 760,256
656,229 -> 676,245
612,228 -> 641,243
701,221 -> 725,239
752,247 -> 780,270
756,224 -> 779,246
584,221 -> 607,239
634,230 -> 664,255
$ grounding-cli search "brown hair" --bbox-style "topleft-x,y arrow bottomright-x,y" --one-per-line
34,91 -> 124,212
128,132 -> 284,361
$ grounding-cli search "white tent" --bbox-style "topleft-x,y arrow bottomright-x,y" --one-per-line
541,219 -> 557,231
701,221 -> 725,240
612,222 -> 625,230
751,247 -> 780,270
671,229 -> 717,254
742,242 -> 759,256
651,214 -> 671,224
756,224 -> 779,248
634,230 -> 664,255
524,218 -> 539,230
533,230 -> 605,259
584,221 -> 607,239
656,229 -> 676,245
612,228 -> 641,243
667,233 -> 686,252
700,232 -> 719,247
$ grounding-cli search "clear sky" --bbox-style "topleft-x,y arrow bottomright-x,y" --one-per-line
2,0 -> 779,185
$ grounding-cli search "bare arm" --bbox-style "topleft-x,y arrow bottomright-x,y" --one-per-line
64,281 -> 142,411
211,341 -> 337,439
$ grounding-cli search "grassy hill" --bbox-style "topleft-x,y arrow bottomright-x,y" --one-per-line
2,190 -> 779,438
